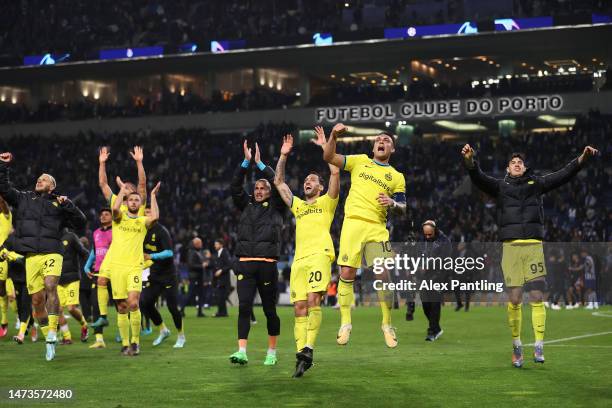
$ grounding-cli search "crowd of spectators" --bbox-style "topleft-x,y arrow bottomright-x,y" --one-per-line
1,0 -> 610,64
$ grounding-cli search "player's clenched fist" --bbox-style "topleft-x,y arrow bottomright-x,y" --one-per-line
0,152 -> 13,163
461,144 -> 475,168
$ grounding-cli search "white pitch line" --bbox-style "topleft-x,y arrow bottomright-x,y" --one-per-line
592,311 -> 612,318
525,331 -> 612,346
544,344 -> 612,348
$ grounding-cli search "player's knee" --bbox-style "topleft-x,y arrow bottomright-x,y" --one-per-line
128,300 -> 139,311
307,294 -> 323,308
238,303 -> 252,317
294,302 -> 307,317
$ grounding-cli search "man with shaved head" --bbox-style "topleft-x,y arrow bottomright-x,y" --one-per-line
0,152 -> 86,361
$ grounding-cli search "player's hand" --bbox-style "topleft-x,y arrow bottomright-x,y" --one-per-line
461,144 -> 474,160
56,196 -> 70,205
312,126 -> 327,147
86,272 -> 94,279
578,145 -> 599,164
461,144 -> 475,168
130,146 -> 144,162
215,269 -> 222,277
0,152 -> 13,163
144,253 -> 152,261
99,147 -> 110,164
280,134 -> 293,156
377,193 -> 395,208
243,140 -> 252,161
150,181 -> 161,196
254,143 -> 261,164
330,123 -> 347,140
116,176 -> 126,191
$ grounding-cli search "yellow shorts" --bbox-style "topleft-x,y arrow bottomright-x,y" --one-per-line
0,260 -> 7,281
110,263 -> 142,299
290,254 -> 332,303
338,217 -> 391,268
501,241 -> 547,287
5,278 -> 15,298
25,253 -> 63,295
58,280 -> 80,307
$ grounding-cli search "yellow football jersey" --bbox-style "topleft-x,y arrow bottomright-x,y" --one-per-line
291,194 -> 338,261
0,211 -> 12,247
103,193 -> 146,266
343,154 -> 405,224
110,214 -> 148,267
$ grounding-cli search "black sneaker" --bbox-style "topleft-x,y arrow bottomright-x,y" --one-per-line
293,347 -> 314,378
405,313 -> 414,321
130,343 -> 141,356
121,346 -> 132,356
455,304 -> 463,312
425,329 -> 443,342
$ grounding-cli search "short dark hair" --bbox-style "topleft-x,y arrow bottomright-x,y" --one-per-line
379,131 -> 396,147
508,152 -> 526,164
214,238 -> 224,246
99,207 -> 111,215
306,171 -> 325,187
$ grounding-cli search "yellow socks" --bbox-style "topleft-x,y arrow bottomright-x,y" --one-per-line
531,302 -> 546,343
305,306 -> 322,349
338,278 -> 354,326
507,303 -> 522,343
47,314 -> 58,335
95,333 -> 104,342
0,295 -> 7,325
40,324 -> 50,338
378,290 -> 392,326
294,316 -> 307,352
97,285 -> 109,316
117,313 -> 130,347
60,324 -> 72,340
130,310 -> 141,345
18,317 -> 29,337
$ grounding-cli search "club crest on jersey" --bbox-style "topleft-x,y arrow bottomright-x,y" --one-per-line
237,274 -> 244,281
385,172 -> 393,181
63,240 -> 68,246
263,202 -> 269,207
342,254 -> 348,262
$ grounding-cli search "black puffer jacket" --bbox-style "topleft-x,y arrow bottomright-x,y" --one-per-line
466,158 -> 583,241
231,164 -> 285,259
0,162 -> 86,254
59,229 -> 89,284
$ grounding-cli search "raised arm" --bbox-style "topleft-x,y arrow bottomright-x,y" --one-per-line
130,146 -> 147,202
231,141 -> 252,211
311,126 -> 342,199
540,146 -> 598,194
461,144 -> 500,197
98,147 -> 113,202
0,153 -> 24,207
273,134 -> 294,207
112,179 -> 127,222
322,124 -> 346,169
145,182 -> 160,229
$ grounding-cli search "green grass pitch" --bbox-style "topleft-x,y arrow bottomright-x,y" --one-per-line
1,305 -> 611,408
